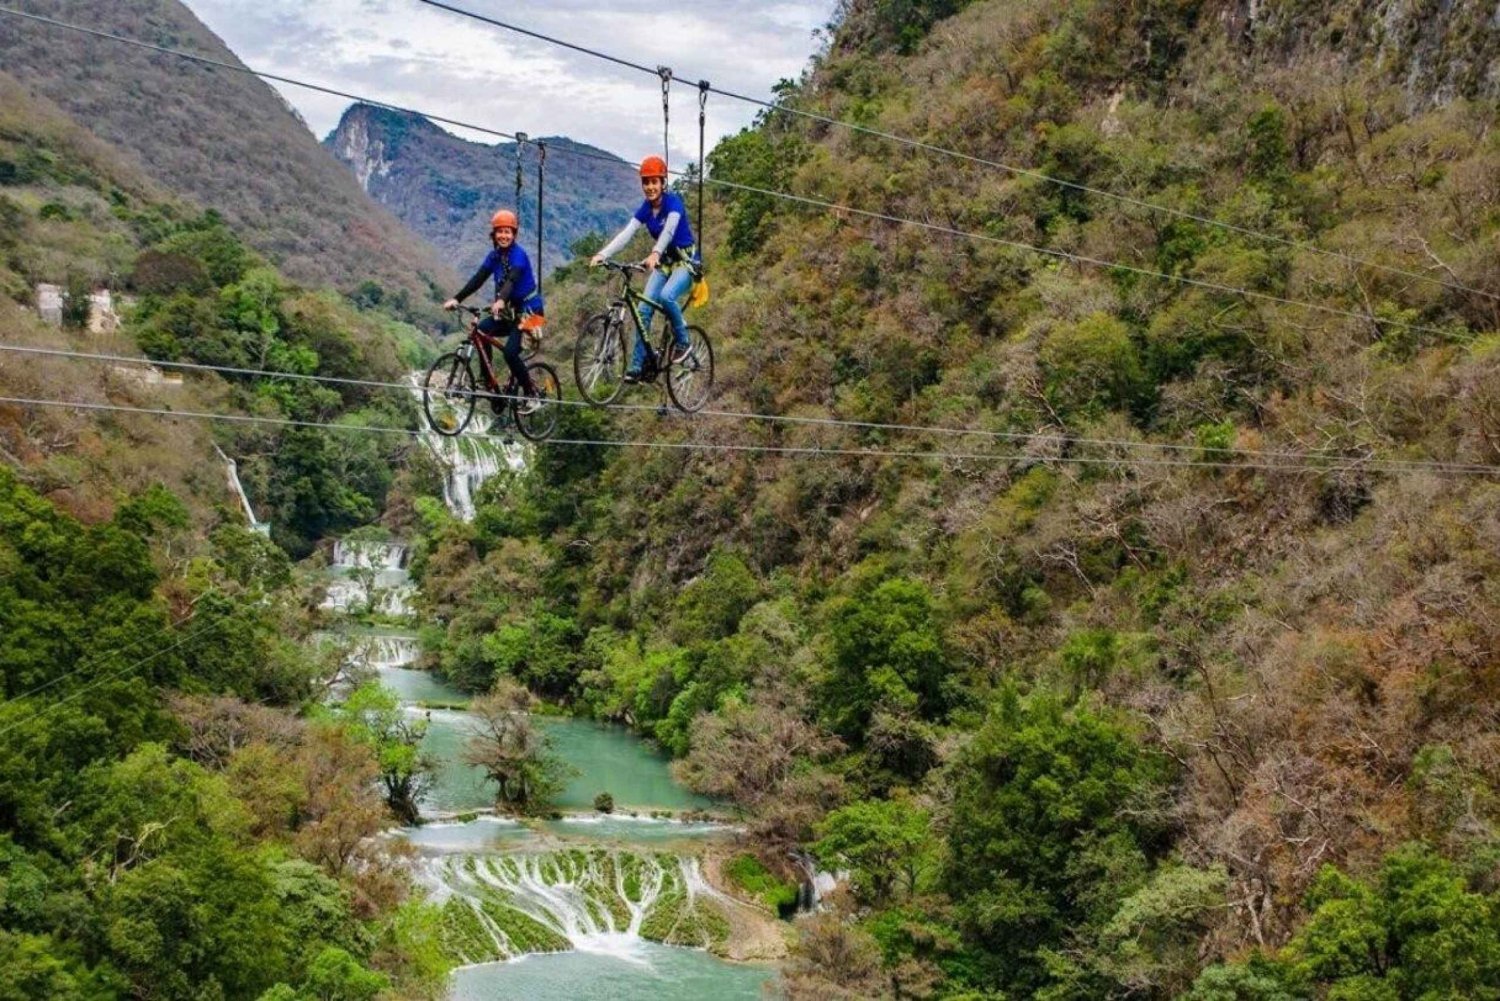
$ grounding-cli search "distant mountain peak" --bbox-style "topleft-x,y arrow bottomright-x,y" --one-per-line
325,103 -> 638,275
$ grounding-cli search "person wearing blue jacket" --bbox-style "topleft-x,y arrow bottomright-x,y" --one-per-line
591,155 -> 698,381
444,208 -> 543,410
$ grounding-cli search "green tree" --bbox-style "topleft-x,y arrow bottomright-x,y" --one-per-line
1284,844 -> 1500,999
822,576 -> 949,741
1039,311 -> 1148,417
331,682 -> 432,825
814,797 -> 934,905
943,690 -> 1173,992
460,681 -> 573,812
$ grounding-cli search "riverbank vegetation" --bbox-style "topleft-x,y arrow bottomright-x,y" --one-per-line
0,466 -> 450,998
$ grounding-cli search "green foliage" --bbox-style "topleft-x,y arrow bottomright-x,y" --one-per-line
724,853 -> 800,915
814,797 -> 934,905
671,549 -> 761,643
822,575 -> 949,741
1191,845 -> 1500,1000
1285,844 -> 1500,999
329,682 -> 432,825
943,690 -> 1174,993
707,126 -> 807,257
1039,311 -> 1148,417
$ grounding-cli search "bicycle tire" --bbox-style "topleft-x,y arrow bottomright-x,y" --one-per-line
514,362 -> 562,441
666,325 -> 714,413
573,308 -> 629,407
422,351 -> 477,436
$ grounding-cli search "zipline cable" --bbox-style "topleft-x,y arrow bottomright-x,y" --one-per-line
0,6 -> 1468,343
3,392 -> 1497,478
4,343 -> 1496,474
411,0 -> 1500,304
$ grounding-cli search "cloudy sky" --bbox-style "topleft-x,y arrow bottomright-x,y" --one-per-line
182,0 -> 835,162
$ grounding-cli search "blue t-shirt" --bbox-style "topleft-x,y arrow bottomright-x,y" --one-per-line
475,244 -> 542,311
633,191 -> 696,256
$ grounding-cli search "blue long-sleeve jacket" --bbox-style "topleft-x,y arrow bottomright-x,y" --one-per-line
454,244 -> 543,311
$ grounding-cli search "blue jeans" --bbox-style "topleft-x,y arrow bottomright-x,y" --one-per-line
632,265 -> 694,372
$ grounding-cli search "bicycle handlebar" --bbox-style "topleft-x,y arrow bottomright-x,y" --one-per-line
594,259 -> 647,275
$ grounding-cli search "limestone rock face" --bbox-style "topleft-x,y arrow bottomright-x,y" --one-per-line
325,103 -> 640,276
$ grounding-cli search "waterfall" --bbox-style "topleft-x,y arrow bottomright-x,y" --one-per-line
213,445 -> 270,537
332,539 -> 406,569
321,537 -> 415,617
365,633 -> 418,669
410,372 -> 527,521
431,850 -> 728,966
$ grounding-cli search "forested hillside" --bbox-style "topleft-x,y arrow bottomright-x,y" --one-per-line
0,69 -> 434,554
326,103 -> 638,276
1,43 -> 451,1001
406,0 -> 1500,998
0,0 -> 454,309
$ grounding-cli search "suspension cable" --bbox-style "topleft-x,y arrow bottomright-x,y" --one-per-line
514,131 -> 527,218
658,65 -> 672,172
408,0 -> 1500,304
537,141 -> 546,288
3,392 -> 1497,478
697,80 -> 709,259
5,342 -> 1496,474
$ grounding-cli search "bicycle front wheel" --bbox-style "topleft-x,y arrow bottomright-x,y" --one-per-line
666,326 -> 714,413
422,352 -> 477,436
573,308 -> 629,407
515,362 -> 562,442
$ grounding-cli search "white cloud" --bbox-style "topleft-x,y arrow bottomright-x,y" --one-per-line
181,0 -> 834,162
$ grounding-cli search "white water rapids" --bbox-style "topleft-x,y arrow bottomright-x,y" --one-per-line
409,371 -> 526,521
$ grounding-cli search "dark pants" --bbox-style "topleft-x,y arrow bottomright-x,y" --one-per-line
477,315 -> 535,394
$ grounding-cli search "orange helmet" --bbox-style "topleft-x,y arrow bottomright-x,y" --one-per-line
490,209 -> 519,232
639,155 -> 668,180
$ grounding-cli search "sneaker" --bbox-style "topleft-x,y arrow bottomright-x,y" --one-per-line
671,342 -> 693,364
518,391 -> 544,415
488,397 -> 506,416
623,369 -> 642,384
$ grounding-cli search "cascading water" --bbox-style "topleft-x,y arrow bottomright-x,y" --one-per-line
332,539 -> 406,569
410,372 -> 527,521
428,850 -> 728,967
322,538 -> 416,617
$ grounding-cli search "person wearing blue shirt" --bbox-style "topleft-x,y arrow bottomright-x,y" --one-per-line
591,155 -> 699,381
444,208 -> 544,411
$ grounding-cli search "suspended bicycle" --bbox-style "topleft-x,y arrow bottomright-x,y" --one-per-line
422,305 -> 561,440
573,260 -> 714,412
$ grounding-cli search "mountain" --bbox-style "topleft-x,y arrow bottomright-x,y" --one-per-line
325,103 -> 640,278
0,0 -> 454,305
0,67 -> 431,553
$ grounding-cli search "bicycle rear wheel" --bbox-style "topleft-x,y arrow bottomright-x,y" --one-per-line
422,352 -> 477,436
573,308 -> 629,406
666,326 -> 714,413
515,362 -> 562,441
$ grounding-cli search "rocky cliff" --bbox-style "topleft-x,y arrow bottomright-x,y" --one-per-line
325,103 -> 640,278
